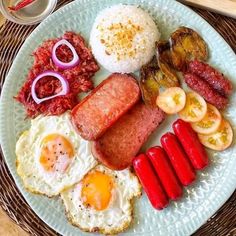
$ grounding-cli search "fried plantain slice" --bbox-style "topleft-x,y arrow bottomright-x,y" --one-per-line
170,26 -> 208,71
156,41 -> 180,86
154,69 -> 179,88
140,56 -> 180,106
140,58 -> 160,107
158,60 -> 179,87
156,40 -> 172,64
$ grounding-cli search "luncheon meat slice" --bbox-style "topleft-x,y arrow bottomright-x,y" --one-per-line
71,73 -> 140,140
92,102 -> 165,170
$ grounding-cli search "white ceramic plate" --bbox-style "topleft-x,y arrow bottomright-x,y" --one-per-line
0,0 -> 236,235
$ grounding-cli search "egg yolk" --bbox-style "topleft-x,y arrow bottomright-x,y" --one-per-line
81,171 -> 114,211
40,134 -> 74,173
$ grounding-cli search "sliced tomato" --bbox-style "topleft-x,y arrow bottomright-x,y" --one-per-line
178,91 -> 207,122
191,104 -> 222,134
156,87 -> 186,114
198,119 -> 233,151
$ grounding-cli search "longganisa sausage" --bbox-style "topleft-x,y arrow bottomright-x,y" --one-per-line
146,146 -> 183,200
173,119 -> 209,170
133,154 -> 169,210
188,60 -> 233,96
161,133 -> 196,186
184,73 -> 228,110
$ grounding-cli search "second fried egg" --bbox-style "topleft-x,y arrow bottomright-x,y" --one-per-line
16,112 -> 97,197
61,165 -> 142,234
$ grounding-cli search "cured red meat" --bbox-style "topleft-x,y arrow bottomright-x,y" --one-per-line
184,73 -> 228,110
188,60 -> 233,96
92,102 -> 165,170
71,73 -> 140,141
16,32 -> 99,118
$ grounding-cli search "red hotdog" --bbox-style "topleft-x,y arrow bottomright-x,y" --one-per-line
161,133 -> 196,186
147,147 -> 183,200
173,119 -> 209,170
133,154 -> 169,210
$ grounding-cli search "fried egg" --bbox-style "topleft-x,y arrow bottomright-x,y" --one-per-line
16,112 -> 97,197
61,165 -> 142,235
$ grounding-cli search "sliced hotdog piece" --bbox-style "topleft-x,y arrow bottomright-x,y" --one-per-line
133,154 -> 169,210
173,119 -> 209,170
147,146 -> 183,200
161,133 -> 196,186
71,73 -> 140,140
92,102 -> 165,170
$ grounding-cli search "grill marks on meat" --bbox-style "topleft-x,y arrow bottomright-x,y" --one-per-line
188,60 -> 233,96
16,32 -> 99,118
184,73 -> 228,110
184,60 -> 233,110
92,102 -> 165,170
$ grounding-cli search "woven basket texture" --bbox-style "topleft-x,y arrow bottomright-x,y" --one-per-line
0,1 -> 235,235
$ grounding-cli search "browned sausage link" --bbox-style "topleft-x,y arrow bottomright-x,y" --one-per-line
184,73 -> 228,110
188,60 -> 233,96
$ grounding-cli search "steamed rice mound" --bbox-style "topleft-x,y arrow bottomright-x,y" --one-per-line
90,4 -> 160,73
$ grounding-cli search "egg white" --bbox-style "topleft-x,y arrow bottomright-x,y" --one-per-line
16,112 -> 98,197
61,165 -> 142,234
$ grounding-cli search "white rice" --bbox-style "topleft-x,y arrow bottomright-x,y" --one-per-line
90,4 -> 160,73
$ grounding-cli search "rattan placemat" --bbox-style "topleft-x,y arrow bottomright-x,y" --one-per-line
0,1 -> 235,235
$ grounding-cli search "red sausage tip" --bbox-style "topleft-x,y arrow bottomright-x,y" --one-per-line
133,154 -> 169,210
161,132 -> 196,186
146,147 -> 183,200
173,119 -> 209,170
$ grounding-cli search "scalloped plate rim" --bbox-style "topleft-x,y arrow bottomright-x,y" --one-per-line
0,0 -> 236,236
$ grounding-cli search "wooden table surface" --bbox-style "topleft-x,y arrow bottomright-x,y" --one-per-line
0,207 -> 28,236
0,3 -> 235,236
0,12 -> 24,236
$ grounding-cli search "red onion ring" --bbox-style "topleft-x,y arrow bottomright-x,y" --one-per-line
52,39 -> 80,69
31,71 -> 69,104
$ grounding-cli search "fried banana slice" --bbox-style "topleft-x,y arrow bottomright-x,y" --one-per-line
170,26 -> 208,71
140,58 -> 160,107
